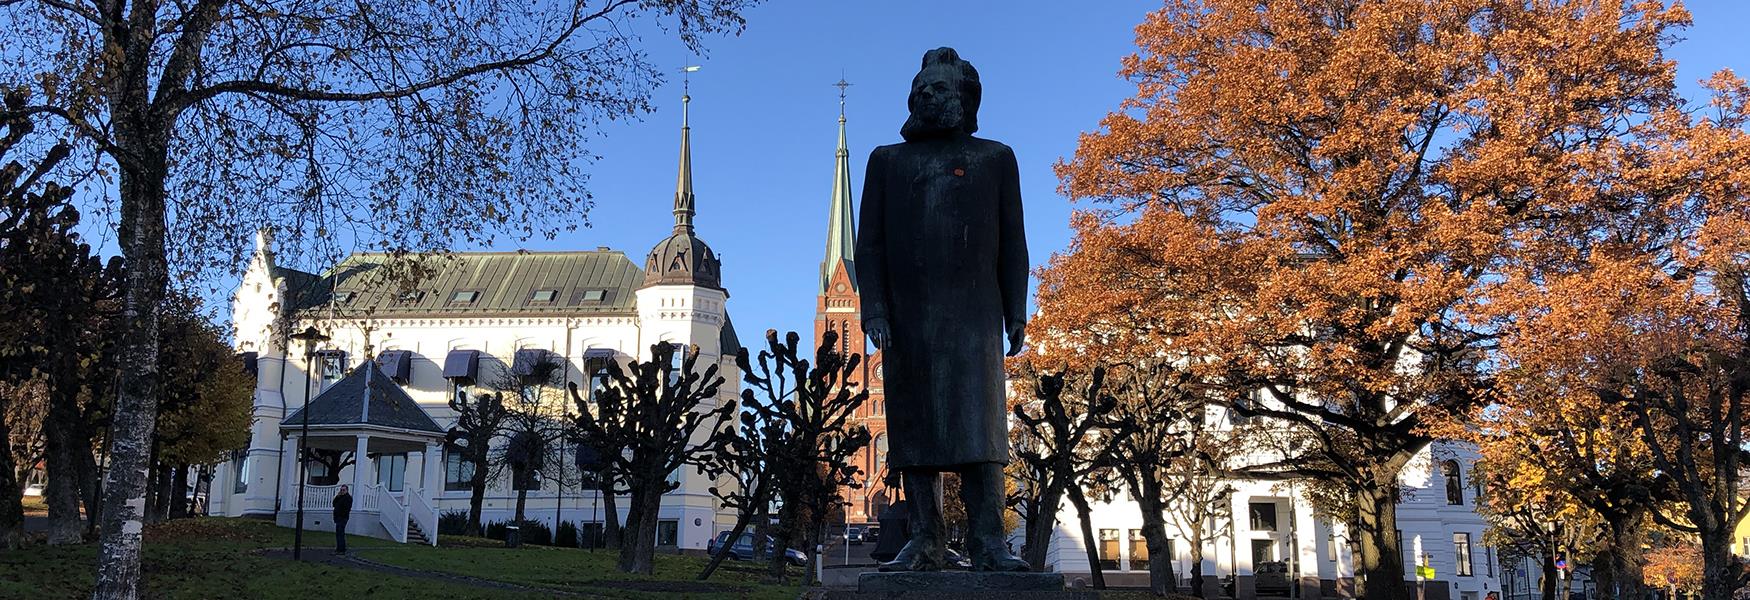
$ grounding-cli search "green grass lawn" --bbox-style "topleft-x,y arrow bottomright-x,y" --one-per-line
0,518 -> 802,600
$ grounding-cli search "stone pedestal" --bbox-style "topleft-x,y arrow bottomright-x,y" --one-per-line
815,571 -> 1096,600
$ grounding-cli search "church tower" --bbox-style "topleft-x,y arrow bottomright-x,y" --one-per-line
637,85 -> 729,368
814,82 -> 891,526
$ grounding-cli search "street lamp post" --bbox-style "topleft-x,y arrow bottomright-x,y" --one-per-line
290,326 -> 330,561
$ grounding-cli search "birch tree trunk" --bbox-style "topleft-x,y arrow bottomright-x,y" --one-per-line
92,131 -> 172,598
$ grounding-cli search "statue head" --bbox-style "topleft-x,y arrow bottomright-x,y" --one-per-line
900,47 -> 981,142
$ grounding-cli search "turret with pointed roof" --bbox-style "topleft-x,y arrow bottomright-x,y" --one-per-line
643,90 -> 723,290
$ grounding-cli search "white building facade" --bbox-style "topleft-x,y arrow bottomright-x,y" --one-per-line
1039,434 -> 1502,600
206,93 -> 742,553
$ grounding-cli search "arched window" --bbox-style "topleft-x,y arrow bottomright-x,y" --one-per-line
1442,460 -> 1464,505
873,434 -> 890,481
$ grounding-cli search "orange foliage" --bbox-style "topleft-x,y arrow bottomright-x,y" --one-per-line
1041,2 -> 1726,598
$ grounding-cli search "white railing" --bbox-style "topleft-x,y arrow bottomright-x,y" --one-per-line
405,485 -> 439,546
376,484 -> 408,543
298,484 -> 339,512
361,486 -> 380,511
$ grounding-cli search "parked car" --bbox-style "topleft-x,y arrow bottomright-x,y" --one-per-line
846,527 -> 865,545
1255,561 -> 1291,596
865,526 -> 880,543
708,531 -> 808,566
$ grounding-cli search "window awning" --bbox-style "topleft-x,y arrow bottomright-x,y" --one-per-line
581,348 -> 617,359
511,348 -> 552,377
376,350 -> 413,384
442,349 -> 480,382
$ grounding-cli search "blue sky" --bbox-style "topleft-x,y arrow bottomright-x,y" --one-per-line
191,0 -> 1750,347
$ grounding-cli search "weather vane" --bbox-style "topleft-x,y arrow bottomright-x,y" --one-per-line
833,75 -> 852,117
681,65 -> 702,96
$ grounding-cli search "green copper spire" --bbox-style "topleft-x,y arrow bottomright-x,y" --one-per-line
821,78 -> 857,294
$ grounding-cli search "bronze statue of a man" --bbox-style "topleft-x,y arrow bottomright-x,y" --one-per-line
855,47 -> 1030,572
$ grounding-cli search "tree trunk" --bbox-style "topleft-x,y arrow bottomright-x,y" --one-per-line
465,452 -> 488,536
1142,509 -> 1176,596
93,118 -> 172,597
1024,479 -> 1066,569
0,390 -> 23,549
168,464 -> 190,520
700,478 -> 771,580
512,467 -> 528,523
767,491 -> 801,582
1541,554 -> 1558,600
1609,520 -> 1646,600
600,477 -> 621,550
1590,552 -> 1616,600
619,482 -> 663,574
1354,481 -> 1407,600
45,385 -> 86,544
1190,531 -> 1208,598
1067,485 -> 1107,589
79,435 -> 101,537
1700,526 -> 1735,600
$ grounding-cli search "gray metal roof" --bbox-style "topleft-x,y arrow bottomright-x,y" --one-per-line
281,361 -> 445,434
287,251 -> 644,317
277,249 -> 741,356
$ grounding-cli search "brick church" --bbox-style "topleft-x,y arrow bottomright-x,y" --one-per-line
813,93 -> 893,527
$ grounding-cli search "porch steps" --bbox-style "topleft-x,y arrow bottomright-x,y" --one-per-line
407,519 -> 430,545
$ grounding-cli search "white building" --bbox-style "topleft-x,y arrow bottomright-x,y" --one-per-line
1035,405 -> 1502,600
206,92 -> 742,553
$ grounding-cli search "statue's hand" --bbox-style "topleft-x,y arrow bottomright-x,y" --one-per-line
1006,321 -> 1026,357
865,317 -> 892,351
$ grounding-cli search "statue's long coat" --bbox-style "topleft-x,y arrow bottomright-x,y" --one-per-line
855,133 -> 1028,469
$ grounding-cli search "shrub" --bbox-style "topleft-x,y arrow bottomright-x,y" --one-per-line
483,519 -> 551,545
555,521 -> 579,548
438,511 -> 470,536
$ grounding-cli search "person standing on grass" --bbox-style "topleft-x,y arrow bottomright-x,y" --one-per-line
333,485 -> 353,554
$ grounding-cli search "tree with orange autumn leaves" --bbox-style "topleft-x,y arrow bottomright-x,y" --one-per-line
1042,2 -> 1733,600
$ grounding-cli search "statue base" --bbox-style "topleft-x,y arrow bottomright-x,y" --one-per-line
814,571 -> 1094,599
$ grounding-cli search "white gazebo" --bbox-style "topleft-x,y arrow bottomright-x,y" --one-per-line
278,361 -> 445,545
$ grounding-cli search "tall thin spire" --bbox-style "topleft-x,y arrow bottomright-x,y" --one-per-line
821,78 -> 857,294
673,66 -> 701,235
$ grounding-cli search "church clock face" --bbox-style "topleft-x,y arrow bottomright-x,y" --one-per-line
835,283 -> 847,293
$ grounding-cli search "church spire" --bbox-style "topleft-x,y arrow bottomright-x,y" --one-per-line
672,68 -> 699,235
821,78 -> 857,294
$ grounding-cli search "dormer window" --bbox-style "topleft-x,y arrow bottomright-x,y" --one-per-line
530,289 -> 559,303
334,291 -> 357,303
450,290 -> 480,304
397,290 -> 424,304
580,289 -> 606,302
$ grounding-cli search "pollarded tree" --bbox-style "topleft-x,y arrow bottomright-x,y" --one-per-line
484,356 -> 566,525
566,342 -> 734,575
447,389 -> 509,536
1008,362 -> 1127,587
1056,3 -> 1697,598
693,331 -> 870,583
0,2 -> 756,594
